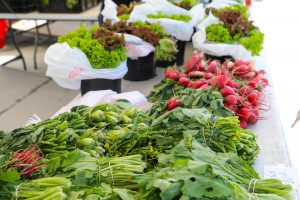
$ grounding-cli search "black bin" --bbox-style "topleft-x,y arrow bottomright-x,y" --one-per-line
37,0 -> 94,13
112,0 -> 140,6
124,52 -> 155,81
81,79 -> 121,95
155,40 -> 186,68
0,0 -> 36,13
204,54 -> 234,63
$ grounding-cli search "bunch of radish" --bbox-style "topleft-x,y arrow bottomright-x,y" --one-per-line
164,51 -> 268,128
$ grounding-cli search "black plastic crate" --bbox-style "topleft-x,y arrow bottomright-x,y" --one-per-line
124,52 -> 156,81
81,79 -> 121,95
155,40 -> 186,68
0,0 -> 36,13
37,0 -> 94,13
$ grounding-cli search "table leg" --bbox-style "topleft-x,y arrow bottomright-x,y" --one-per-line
46,20 -> 55,43
33,20 -> 39,69
8,20 -> 27,71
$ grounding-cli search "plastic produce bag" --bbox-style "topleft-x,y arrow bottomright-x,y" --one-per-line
52,90 -> 149,116
102,0 -> 205,41
101,0 -> 119,23
192,12 -> 254,60
45,43 -> 128,90
129,0 -> 205,41
206,0 -> 240,9
124,34 -> 155,59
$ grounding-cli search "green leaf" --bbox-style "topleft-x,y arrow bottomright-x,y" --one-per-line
61,149 -> 80,168
0,169 -> 20,183
182,175 -> 234,198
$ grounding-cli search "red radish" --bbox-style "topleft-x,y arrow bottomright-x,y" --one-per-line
173,69 -> 180,74
248,91 -> 261,104
225,103 -> 234,111
200,84 -> 209,90
239,86 -> 252,96
169,72 -> 179,80
204,72 -> 213,79
179,73 -> 187,78
226,79 -> 234,87
239,71 -> 256,79
262,78 -> 269,87
165,68 -> 173,78
210,75 -> 228,89
234,59 -> 252,66
167,98 -> 179,110
188,71 -> 204,78
240,120 -> 248,129
178,77 -> 190,86
248,112 -> 258,124
194,80 -> 206,89
196,63 -> 205,71
238,107 -> 252,121
187,81 -> 195,88
233,64 -> 251,75
232,82 -> 239,89
225,95 -> 237,105
220,86 -> 235,96
226,61 -> 235,71
185,53 -> 202,73
218,67 -> 227,75
224,104 -> 238,112
207,60 -> 218,73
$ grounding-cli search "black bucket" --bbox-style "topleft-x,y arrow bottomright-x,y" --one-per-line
155,40 -> 186,68
112,0 -> 140,6
204,54 -> 235,63
124,52 -> 155,81
80,79 -> 121,95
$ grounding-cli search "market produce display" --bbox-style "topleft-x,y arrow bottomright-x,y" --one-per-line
102,20 -> 178,62
1,1 -> 294,200
148,52 -> 268,128
58,24 -> 126,69
205,4 -> 264,56
0,101 -> 292,200
116,2 -> 143,20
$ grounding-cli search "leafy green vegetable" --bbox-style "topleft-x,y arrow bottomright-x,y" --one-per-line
205,6 -> 264,56
92,28 -> 126,50
116,2 -> 143,20
58,24 -> 126,69
206,24 -> 233,44
171,0 -> 199,10
238,29 -> 264,56
219,4 -> 249,18
148,11 -> 192,22
134,21 -> 167,37
155,38 -> 178,62
138,138 -> 291,200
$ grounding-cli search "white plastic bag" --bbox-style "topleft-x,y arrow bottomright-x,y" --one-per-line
192,12 -> 254,60
52,90 -> 149,116
129,0 -> 205,41
45,43 -> 128,90
206,0 -> 240,9
101,0 -> 120,23
124,34 -> 155,59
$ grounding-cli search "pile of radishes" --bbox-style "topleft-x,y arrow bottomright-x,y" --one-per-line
164,52 -> 268,128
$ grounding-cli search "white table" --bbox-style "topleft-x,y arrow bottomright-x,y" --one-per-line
0,4 -> 102,70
